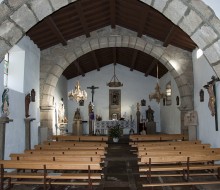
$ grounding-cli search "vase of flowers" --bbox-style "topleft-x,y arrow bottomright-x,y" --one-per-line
108,123 -> 123,143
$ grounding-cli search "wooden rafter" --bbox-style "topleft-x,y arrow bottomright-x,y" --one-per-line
145,59 -> 157,77
130,50 -> 138,71
137,7 -> 150,37
163,25 -> 176,47
109,0 -> 116,28
74,61 -> 85,77
45,16 -> 67,46
113,47 -> 117,65
91,51 -> 100,71
75,2 -> 90,37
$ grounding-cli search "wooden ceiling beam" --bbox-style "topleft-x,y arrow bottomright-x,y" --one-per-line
137,7 -> 150,37
74,61 -> 85,77
109,0 -> 116,28
75,2 -> 90,37
113,47 -> 117,65
91,51 -> 100,71
163,25 -> 176,47
45,16 -> 67,46
145,59 -> 157,77
130,49 -> 138,71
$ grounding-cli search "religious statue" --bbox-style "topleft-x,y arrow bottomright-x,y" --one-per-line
137,102 -> 140,111
25,93 -> 31,118
88,102 -> 93,114
74,108 -> 81,120
58,99 -> 65,123
146,105 -> 154,122
1,88 -> 9,117
203,76 -> 219,116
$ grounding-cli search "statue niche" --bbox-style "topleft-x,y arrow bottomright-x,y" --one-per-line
72,108 -> 82,135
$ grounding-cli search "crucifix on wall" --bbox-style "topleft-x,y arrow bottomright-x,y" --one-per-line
87,85 -> 99,102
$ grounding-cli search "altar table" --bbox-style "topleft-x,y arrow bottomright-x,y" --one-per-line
95,120 -> 135,135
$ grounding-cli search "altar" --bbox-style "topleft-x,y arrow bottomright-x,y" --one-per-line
95,120 -> 135,135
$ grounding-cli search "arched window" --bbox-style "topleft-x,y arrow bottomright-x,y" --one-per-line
3,53 -> 9,88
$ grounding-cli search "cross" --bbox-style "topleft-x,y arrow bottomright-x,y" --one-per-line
87,85 -> 99,102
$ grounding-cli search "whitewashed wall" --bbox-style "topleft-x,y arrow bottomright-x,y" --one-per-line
160,73 -> 181,134
0,36 -> 40,159
193,49 -> 220,147
66,64 -> 160,134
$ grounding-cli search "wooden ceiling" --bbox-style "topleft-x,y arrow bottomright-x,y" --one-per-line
26,0 -> 197,79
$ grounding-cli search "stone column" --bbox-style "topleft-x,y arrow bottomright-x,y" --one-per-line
40,106 -> 55,140
136,110 -> 140,134
0,117 -> 13,160
24,118 -> 36,150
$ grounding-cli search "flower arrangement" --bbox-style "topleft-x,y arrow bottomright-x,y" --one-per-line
108,123 -> 123,138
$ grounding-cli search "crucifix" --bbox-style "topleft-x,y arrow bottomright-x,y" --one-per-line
87,85 -> 99,102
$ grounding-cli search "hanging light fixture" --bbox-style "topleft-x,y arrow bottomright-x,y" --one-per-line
68,62 -> 87,102
149,63 -> 165,104
107,64 -> 123,87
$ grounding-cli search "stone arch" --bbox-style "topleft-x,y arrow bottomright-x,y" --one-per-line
40,26 -> 193,111
0,0 -> 219,74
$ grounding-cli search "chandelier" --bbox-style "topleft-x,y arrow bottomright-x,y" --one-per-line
68,81 -> 87,102
149,63 -> 165,103
68,62 -> 87,102
107,64 -> 123,87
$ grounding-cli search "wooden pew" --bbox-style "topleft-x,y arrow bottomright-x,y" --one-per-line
139,155 -> 220,187
43,141 -> 108,147
132,140 -> 201,148
24,149 -> 106,157
52,135 -> 108,142
34,144 -> 106,150
129,134 -> 188,145
10,153 -> 103,162
0,160 -> 102,190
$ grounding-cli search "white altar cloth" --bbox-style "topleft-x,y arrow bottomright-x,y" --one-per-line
95,120 -> 135,135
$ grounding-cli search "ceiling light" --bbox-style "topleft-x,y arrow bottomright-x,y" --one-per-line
68,81 -> 87,102
149,63 -> 165,103
107,64 -> 123,87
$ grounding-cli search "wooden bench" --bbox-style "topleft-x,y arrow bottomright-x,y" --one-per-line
0,160 -> 102,190
139,155 -> 220,187
43,141 -> 108,147
34,144 -> 106,150
52,135 -> 108,142
10,153 -> 103,163
129,134 -> 188,144
131,140 -> 201,148
24,149 -> 106,157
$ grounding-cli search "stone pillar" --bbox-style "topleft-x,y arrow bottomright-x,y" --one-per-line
40,106 -> 55,140
136,110 -> 140,134
24,118 -> 36,150
0,117 -> 13,160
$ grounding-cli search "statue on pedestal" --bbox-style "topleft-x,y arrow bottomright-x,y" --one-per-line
73,108 -> 82,135
1,88 -> 9,117
146,105 -> 154,122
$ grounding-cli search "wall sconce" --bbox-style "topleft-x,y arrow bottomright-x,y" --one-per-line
31,89 -> 35,102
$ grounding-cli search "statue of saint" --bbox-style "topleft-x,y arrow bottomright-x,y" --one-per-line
25,93 -> 31,118
146,105 -> 154,122
58,99 -> 65,123
74,108 -> 81,120
1,88 -> 9,117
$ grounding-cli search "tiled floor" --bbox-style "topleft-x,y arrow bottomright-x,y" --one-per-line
8,136 -> 220,190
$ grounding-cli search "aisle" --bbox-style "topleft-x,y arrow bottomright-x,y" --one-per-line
100,135 -> 140,190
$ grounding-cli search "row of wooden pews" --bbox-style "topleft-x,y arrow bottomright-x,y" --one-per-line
130,134 -> 220,188
0,135 -> 108,190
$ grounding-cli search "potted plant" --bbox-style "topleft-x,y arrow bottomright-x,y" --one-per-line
108,123 -> 123,142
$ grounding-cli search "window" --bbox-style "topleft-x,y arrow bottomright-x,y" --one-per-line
3,53 -> 9,88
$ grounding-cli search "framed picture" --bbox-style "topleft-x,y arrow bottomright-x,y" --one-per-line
109,89 -> 121,120
110,90 -> 120,105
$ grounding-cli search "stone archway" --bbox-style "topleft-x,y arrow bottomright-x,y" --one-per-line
40,26 -> 193,136
0,0 -> 219,74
